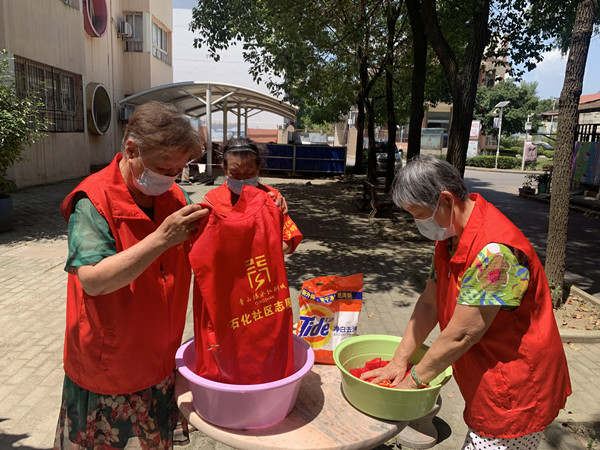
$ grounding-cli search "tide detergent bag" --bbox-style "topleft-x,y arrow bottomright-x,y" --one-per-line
295,273 -> 363,364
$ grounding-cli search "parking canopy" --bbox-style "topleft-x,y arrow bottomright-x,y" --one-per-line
118,81 -> 298,174
118,81 -> 298,122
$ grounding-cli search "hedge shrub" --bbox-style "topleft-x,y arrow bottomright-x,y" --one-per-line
538,149 -> 554,159
466,155 -> 520,169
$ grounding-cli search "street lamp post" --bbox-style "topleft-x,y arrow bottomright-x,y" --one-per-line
549,97 -> 557,133
521,114 -> 532,171
494,101 -> 510,169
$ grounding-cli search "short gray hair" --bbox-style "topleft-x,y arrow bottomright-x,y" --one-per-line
121,101 -> 202,158
392,156 -> 469,210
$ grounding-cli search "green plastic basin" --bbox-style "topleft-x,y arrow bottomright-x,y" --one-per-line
333,334 -> 452,421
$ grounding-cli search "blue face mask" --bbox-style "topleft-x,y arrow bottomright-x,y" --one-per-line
414,197 -> 455,241
131,152 -> 179,196
226,176 -> 259,195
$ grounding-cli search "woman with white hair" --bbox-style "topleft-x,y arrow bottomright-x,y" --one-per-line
363,156 -> 571,449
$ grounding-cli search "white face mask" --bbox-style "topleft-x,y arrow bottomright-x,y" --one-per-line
131,152 -> 179,196
226,176 -> 259,195
414,196 -> 455,241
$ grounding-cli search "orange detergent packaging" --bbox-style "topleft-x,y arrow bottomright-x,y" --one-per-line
295,273 -> 363,364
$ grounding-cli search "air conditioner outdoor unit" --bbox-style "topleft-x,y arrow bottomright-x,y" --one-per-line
119,21 -> 133,39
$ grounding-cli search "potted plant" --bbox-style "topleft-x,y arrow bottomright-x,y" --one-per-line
535,171 -> 551,194
519,176 -> 536,195
0,50 -> 48,232
520,163 -> 553,196
536,163 -> 553,194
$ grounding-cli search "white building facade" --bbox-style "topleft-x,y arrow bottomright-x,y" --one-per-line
0,0 -> 173,187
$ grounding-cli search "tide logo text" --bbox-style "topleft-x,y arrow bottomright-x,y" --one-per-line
297,316 -> 334,338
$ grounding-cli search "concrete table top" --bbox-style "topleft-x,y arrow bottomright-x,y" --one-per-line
176,364 -> 440,450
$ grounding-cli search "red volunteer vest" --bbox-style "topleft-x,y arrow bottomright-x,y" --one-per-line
434,194 -> 571,438
61,153 -> 193,395
190,186 -> 295,384
204,183 -> 303,253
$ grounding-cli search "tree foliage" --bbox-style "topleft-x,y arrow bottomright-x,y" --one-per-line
190,0 -> 368,111
190,0 -> 412,176
417,0 -> 492,175
409,0 -> 599,175
0,51 -> 48,195
188,0 -> 599,180
473,79 -> 547,137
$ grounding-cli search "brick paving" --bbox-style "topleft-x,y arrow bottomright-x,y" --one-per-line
0,175 -> 599,449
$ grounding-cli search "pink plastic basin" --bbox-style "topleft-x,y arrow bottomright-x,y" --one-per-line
175,335 -> 314,430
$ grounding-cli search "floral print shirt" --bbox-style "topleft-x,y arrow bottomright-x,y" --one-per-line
430,242 -> 530,310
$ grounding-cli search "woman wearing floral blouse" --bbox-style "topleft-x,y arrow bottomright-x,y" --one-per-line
363,156 -> 571,450
54,102 -> 209,448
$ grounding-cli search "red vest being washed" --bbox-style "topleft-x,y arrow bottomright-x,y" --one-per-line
434,194 -> 571,438
61,153 -> 193,395
190,186 -> 295,384
204,183 -> 303,253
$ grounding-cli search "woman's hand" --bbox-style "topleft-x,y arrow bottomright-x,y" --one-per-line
393,372 -> 420,390
268,191 -> 288,215
155,204 -> 209,246
360,360 -> 410,388
76,204 -> 209,296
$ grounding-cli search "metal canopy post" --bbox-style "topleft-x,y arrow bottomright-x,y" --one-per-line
206,85 -> 212,176
223,98 -> 228,143
237,103 -> 241,137
244,108 -> 248,137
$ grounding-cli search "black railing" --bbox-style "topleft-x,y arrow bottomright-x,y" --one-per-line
578,123 -> 600,142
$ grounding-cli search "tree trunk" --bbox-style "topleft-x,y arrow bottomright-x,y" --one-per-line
406,0 -> 427,162
385,2 -> 400,190
355,45 -> 372,175
421,0 -> 490,177
366,98 -> 378,183
355,90 -> 366,173
446,85 -> 478,174
545,0 -> 598,307
385,67 -> 397,190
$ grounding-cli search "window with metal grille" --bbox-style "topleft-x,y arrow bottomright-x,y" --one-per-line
485,135 -> 498,146
124,12 -> 143,52
152,22 -> 169,63
14,56 -> 84,132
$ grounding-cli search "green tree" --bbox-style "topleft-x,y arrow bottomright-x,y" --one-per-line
189,0 -> 413,178
0,51 -> 48,195
473,79 -> 544,137
190,0 -> 351,164
404,0 -> 598,176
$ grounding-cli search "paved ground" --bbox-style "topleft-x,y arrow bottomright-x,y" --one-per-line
0,170 -> 599,449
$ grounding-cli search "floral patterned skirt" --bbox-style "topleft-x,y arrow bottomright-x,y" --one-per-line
54,372 -> 189,449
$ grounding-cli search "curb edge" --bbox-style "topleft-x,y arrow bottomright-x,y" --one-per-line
558,285 -> 600,344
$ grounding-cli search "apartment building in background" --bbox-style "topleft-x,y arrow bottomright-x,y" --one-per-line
0,0 -> 173,188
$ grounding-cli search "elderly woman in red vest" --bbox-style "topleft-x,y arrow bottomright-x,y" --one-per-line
203,137 -> 303,253
363,156 -> 571,449
54,102 -> 209,448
